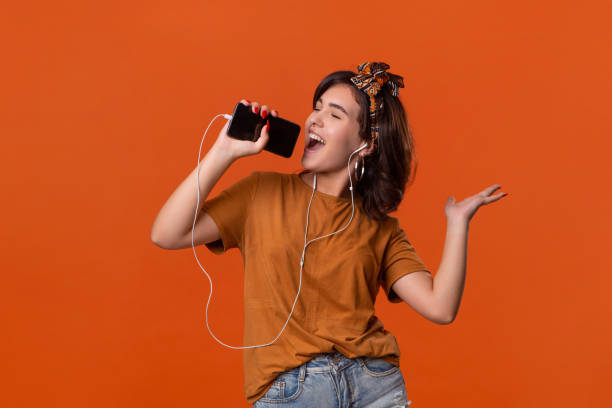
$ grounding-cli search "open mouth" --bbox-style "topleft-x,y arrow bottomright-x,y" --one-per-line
305,133 -> 326,152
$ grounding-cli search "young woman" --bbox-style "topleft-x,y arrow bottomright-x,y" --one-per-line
151,62 -> 507,407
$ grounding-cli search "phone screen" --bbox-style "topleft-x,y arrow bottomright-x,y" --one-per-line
226,102 -> 300,158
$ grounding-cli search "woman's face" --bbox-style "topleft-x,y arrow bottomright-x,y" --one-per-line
301,83 -> 366,173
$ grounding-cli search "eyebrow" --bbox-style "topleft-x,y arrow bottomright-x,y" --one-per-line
316,97 -> 349,116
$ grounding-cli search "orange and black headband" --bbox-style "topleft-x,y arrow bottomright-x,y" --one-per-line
350,62 -> 404,147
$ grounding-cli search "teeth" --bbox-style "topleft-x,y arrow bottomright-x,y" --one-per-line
309,133 -> 326,145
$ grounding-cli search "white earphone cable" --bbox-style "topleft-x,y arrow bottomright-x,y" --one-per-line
193,114 -> 368,349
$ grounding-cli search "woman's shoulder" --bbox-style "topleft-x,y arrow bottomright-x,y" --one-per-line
252,170 -> 301,183
248,171 -> 298,192
251,170 -> 292,182
253,170 -> 288,177
373,213 -> 403,237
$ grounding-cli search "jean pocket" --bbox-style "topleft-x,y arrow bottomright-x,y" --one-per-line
361,357 -> 400,377
258,366 -> 304,403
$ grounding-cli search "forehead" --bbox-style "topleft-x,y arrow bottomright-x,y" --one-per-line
316,84 -> 360,117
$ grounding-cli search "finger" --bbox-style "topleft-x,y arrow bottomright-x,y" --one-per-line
240,99 -> 251,106
479,184 -> 502,197
483,192 -> 507,204
251,102 -> 260,114
256,119 -> 270,149
260,104 -> 269,119
271,109 -> 278,117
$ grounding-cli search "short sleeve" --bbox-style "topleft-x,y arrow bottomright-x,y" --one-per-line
200,171 -> 260,254
381,220 -> 430,303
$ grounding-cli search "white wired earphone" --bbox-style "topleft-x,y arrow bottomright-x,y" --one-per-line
193,114 -> 368,349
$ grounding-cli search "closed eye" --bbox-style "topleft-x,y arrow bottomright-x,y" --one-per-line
314,108 -> 341,119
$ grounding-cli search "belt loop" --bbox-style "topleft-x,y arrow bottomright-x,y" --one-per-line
332,351 -> 343,364
299,363 -> 306,382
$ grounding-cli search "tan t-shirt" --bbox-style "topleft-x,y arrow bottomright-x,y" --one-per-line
200,170 -> 430,405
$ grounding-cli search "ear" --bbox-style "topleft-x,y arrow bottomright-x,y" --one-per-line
360,142 -> 377,158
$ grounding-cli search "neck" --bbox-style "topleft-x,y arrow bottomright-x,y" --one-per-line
301,169 -> 358,199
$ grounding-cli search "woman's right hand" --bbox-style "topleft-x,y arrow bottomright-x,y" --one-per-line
212,100 -> 279,161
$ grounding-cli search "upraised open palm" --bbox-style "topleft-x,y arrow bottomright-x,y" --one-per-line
444,184 -> 508,223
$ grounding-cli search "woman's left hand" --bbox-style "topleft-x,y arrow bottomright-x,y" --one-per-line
444,184 -> 508,224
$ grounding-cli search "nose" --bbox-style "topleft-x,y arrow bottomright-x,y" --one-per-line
310,110 -> 324,127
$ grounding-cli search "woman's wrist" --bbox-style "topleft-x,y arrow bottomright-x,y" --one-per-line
209,143 -> 237,165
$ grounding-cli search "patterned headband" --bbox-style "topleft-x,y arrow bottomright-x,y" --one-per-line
349,62 -> 404,147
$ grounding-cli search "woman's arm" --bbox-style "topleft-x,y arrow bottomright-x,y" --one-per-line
150,101 -> 277,250
391,219 -> 467,324
150,145 -> 235,249
392,184 -> 507,324
432,218 -> 468,323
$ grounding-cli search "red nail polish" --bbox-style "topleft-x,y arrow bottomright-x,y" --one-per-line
266,119 -> 270,132
261,110 -> 268,119
245,99 -> 251,103
254,106 -> 259,114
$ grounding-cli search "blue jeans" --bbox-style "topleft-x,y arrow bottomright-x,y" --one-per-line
253,351 -> 413,408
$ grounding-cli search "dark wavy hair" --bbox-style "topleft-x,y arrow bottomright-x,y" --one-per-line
298,69 -> 420,221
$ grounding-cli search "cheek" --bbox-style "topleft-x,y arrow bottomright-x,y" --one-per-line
333,125 -> 357,146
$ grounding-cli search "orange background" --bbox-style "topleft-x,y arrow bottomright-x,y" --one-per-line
2,0 -> 610,407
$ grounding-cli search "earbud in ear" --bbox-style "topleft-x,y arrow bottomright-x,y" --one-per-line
352,143 -> 369,154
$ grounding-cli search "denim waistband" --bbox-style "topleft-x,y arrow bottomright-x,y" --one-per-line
297,351 -> 366,374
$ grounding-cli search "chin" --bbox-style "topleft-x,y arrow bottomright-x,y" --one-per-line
300,154 -> 320,172
300,160 -> 314,173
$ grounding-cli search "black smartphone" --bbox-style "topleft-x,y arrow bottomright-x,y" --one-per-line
226,102 -> 300,158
